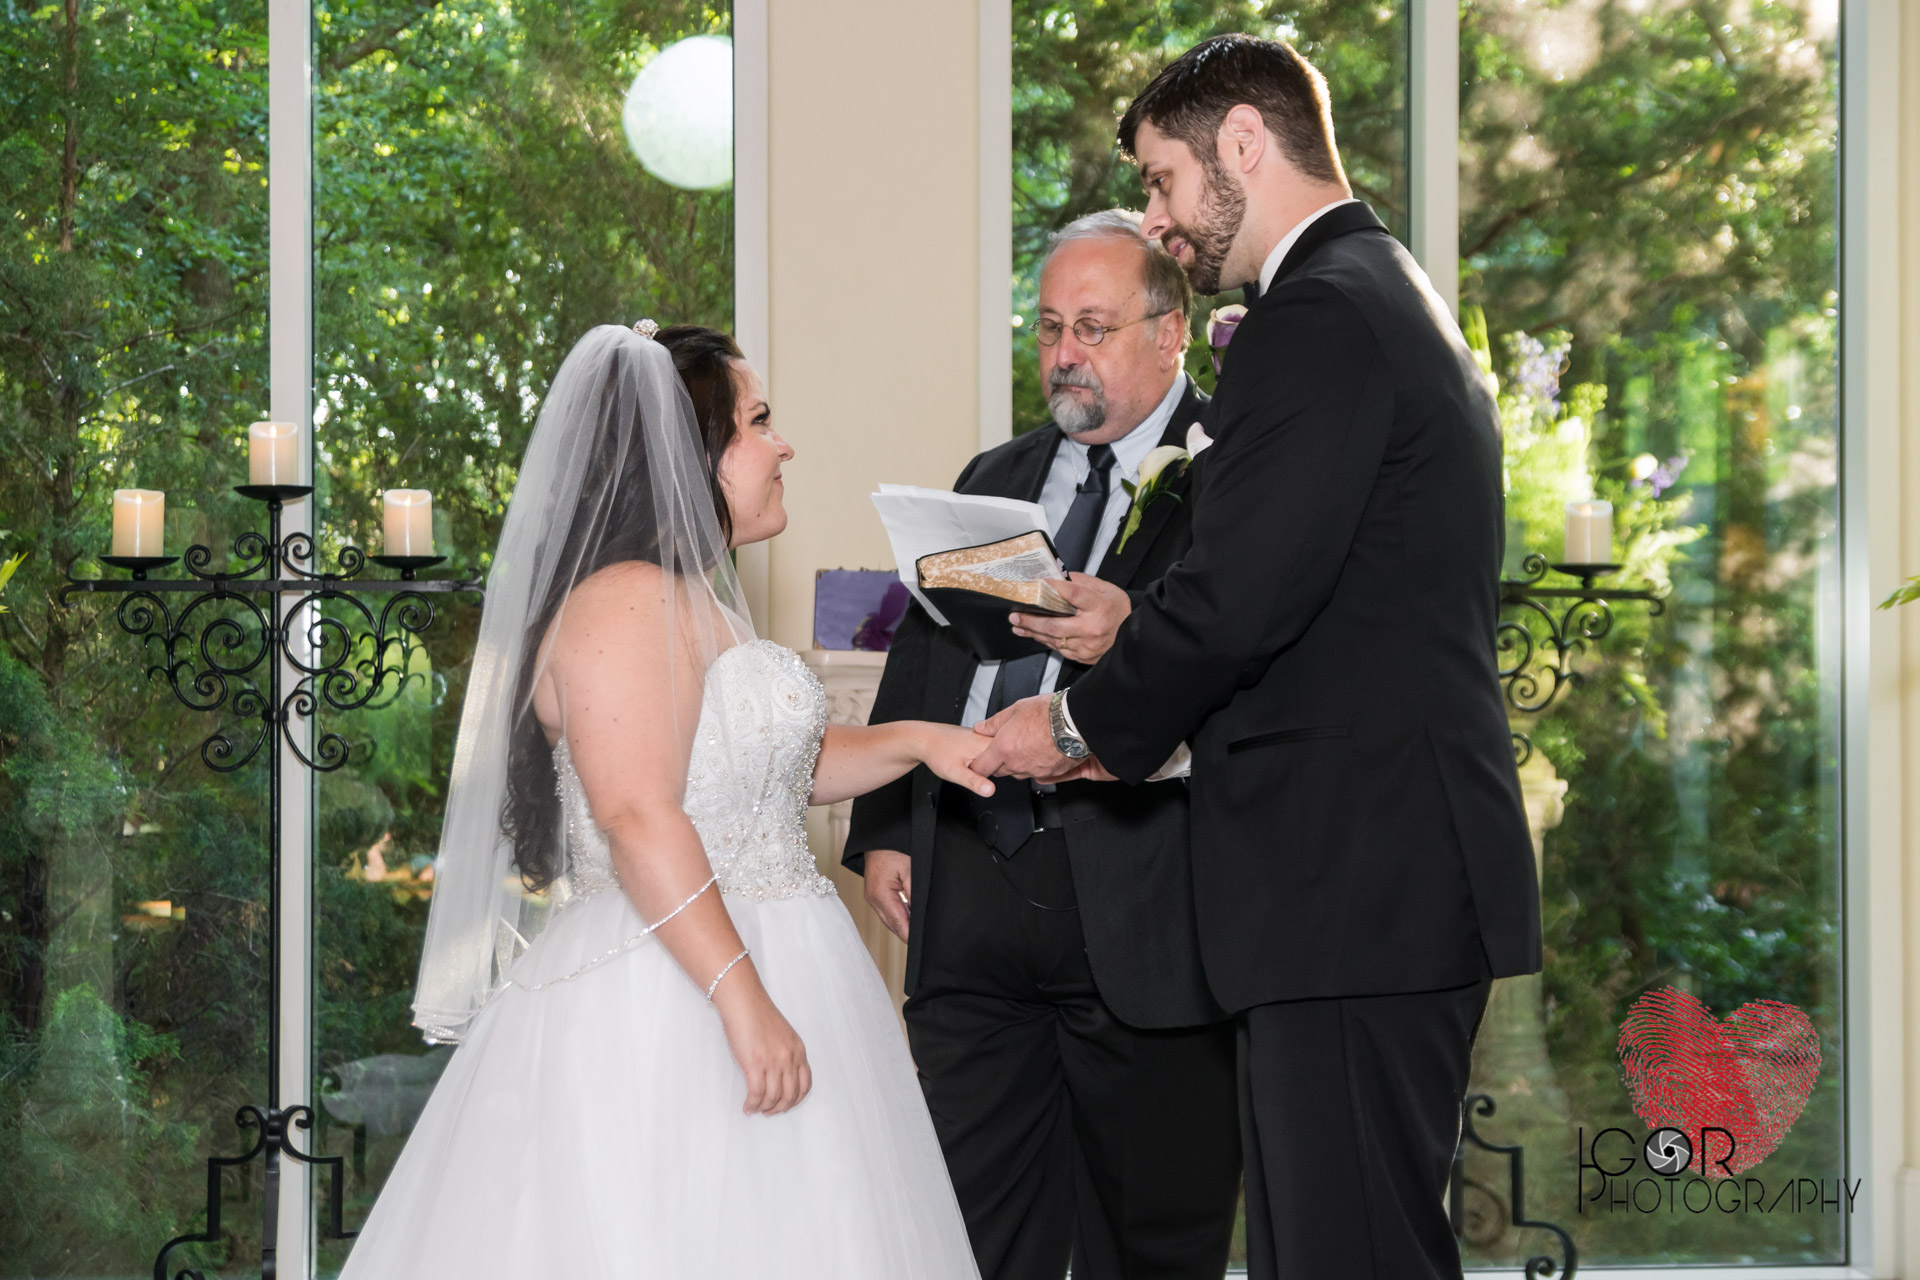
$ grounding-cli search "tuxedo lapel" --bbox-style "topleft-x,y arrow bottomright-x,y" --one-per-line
1095,381 -> 1208,591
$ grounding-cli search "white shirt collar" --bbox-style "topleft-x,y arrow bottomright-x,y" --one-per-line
1064,373 -> 1187,479
1257,197 -> 1361,296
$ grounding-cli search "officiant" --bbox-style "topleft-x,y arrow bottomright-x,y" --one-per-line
845,211 -> 1239,1280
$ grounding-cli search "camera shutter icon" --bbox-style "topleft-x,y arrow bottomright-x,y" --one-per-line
1643,1127 -> 1693,1175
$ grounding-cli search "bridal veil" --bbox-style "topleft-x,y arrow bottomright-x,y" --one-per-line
411,323 -> 751,1042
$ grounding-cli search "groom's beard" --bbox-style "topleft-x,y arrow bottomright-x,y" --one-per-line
1048,366 -> 1108,435
1168,161 -> 1248,296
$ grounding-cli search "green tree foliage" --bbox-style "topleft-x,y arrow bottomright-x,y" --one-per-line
2,0 -> 732,1268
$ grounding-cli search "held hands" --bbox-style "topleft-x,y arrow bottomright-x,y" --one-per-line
970,694 -> 1082,781
1009,573 -> 1132,665
915,722 -> 998,798
711,966 -> 812,1115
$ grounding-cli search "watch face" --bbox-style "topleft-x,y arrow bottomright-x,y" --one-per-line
1056,736 -> 1091,760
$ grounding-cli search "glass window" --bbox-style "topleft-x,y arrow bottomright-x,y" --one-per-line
1460,0 -> 1842,1266
308,0 -> 734,1268
0,0 -> 273,1272
1011,1 -> 1406,435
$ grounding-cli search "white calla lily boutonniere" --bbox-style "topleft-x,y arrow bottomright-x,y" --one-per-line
1114,443 -> 1192,555
1185,421 -> 1214,457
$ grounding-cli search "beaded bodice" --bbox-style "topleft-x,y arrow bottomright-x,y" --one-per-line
552,639 -> 835,903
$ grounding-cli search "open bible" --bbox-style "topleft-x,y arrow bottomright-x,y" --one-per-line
915,532 -> 1075,660
872,486 -> 1076,662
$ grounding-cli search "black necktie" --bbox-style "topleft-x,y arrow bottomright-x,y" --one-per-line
974,444 -> 1115,856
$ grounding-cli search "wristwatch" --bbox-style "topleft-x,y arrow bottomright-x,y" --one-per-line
1049,690 -> 1091,760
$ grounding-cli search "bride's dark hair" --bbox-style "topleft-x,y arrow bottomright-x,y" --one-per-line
500,324 -> 748,890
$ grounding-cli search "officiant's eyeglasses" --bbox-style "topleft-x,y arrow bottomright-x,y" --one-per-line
1033,310 -> 1172,347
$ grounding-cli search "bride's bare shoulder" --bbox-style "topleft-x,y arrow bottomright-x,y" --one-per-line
570,559 -> 671,602
546,561 -> 671,638
548,561 -> 724,652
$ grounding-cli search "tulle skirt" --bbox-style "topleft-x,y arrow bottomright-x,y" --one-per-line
339,888 -> 980,1279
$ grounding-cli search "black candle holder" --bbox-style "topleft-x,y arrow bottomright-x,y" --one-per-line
1498,553 -> 1663,763
368,553 -> 447,579
60,485 -> 482,1280
233,483 -> 315,504
99,555 -> 180,578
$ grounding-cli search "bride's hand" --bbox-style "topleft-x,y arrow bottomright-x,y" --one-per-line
712,971 -> 812,1116
916,723 -> 996,798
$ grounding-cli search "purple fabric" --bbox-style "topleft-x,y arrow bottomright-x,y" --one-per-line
814,569 -> 909,651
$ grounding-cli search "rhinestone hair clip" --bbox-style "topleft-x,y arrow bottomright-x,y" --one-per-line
633,318 -> 659,339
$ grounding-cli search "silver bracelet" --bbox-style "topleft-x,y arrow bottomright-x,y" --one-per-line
705,948 -> 750,1001
504,875 -> 717,994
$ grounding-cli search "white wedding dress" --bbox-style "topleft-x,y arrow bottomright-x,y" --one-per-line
341,639 -> 980,1278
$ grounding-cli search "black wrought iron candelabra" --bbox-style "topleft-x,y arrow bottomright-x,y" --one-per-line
1498,552 -> 1664,764
59,483 -> 482,1280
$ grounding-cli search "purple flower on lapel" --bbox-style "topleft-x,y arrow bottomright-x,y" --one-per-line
1207,304 -> 1248,375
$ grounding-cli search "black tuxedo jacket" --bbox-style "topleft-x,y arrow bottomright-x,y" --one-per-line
845,379 -> 1222,1029
1069,204 -> 1542,1012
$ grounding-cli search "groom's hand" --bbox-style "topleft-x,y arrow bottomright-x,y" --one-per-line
1035,756 -> 1117,785
1010,573 -> 1131,665
861,850 -> 912,942
972,694 -> 1072,779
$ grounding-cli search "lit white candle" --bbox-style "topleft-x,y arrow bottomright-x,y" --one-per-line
248,421 -> 301,485
384,490 -> 434,556
111,489 -> 166,557
1563,499 -> 1614,566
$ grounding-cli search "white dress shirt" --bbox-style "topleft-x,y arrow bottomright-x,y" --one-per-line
1257,197 -> 1360,297
960,373 -> 1191,728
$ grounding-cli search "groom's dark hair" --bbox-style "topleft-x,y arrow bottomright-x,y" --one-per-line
1118,34 -> 1344,187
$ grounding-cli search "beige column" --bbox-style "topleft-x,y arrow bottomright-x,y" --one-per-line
764,4 -> 990,1030
762,0 -> 987,653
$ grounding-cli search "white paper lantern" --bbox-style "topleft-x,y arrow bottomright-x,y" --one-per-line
622,35 -> 733,191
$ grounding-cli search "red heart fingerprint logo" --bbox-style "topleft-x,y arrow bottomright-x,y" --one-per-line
1617,987 -> 1820,1177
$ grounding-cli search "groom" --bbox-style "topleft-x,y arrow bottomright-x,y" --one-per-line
974,35 -> 1543,1280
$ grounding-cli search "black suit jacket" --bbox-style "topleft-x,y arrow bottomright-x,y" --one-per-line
845,378 -> 1222,1030
1068,204 -> 1542,1013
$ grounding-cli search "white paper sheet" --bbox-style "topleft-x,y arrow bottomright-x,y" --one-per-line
870,485 -> 1052,627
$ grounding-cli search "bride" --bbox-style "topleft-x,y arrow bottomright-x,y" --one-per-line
340,322 -> 986,1278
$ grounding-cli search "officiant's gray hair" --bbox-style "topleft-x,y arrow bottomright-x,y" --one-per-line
1044,209 -> 1192,349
